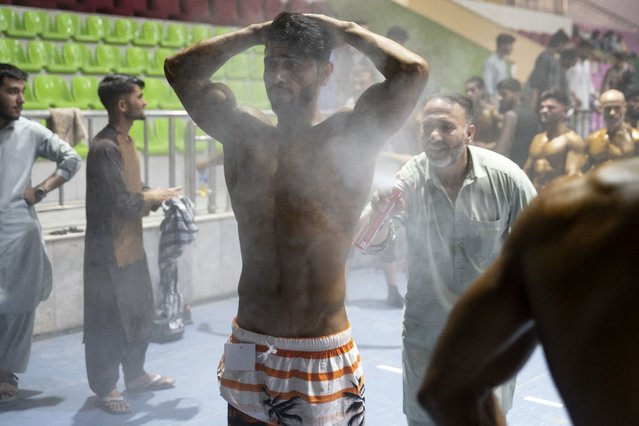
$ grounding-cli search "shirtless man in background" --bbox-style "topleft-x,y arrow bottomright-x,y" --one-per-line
523,89 -> 586,191
585,89 -> 639,170
418,157 -> 639,425
465,76 -> 502,150
165,12 -> 428,424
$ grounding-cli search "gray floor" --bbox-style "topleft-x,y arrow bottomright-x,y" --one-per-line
0,268 -> 571,425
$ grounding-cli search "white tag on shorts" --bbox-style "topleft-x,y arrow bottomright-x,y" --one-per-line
224,343 -> 256,371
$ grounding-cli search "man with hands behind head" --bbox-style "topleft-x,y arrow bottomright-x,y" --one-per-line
165,12 -> 428,425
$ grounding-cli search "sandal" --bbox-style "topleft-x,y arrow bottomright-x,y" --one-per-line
95,395 -> 131,415
125,373 -> 175,392
0,373 -> 18,404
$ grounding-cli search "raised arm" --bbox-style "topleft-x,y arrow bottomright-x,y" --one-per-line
164,22 -> 271,142
311,15 -> 428,142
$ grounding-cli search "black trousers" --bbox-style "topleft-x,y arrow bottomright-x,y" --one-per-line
84,278 -> 149,397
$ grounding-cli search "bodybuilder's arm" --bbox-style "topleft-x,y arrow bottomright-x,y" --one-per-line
164,22 -> 271,142
310,15 -> 429,144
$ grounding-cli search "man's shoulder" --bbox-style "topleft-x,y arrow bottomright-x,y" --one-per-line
89,127 -> 119,152
13,116 -> 49,135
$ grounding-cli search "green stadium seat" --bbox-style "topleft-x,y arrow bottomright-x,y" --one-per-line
33,75 -> 77,108
25,40 -> 51,71
187,24 -> 212,45
42,12 -> 78,41
71,76 -> 103,109
5,9 -> 45,38
104,18 -> 137,45
46,43 -> 79,74
145,48 -> 174,77
161,22 -> 187,48
143,78 -> 182,110
133,20 -> 161,47
23,81 -> 49,110
74,15 -> 107,43
0,8 -> 9,34
0,38 -> 15,64
4,39 -> 41,73
81,44 -> 117,75
119,46 -> 148,75
144,78 -> 182,110
51,42 -> 87,73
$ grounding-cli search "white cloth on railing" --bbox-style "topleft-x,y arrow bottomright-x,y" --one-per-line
49,108 -> 88,147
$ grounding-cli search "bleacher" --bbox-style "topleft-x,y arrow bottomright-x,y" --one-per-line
0,1 -> 334,157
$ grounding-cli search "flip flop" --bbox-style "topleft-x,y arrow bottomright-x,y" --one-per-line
95,395 -> 131,415
125,374 -> 175,392
0,373 -> 18,404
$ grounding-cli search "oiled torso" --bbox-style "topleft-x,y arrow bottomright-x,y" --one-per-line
586,125 -> 639,169
527,130 -> 579,190
224,115 -> 376,337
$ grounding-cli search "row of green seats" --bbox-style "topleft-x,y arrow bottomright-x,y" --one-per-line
1,38 -> 264,81
0,39 -> 174,76
21,75 -> 182,111
0,8 -> 214,48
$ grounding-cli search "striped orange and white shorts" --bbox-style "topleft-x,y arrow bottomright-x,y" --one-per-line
218,320 -> 365,425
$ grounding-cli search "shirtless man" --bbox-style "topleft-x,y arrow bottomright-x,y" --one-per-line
418,157 -> 639,425
465,76 -> 502,150
165,12 -> 428,424
585,89 -> 639,170
523,89 -> 586,191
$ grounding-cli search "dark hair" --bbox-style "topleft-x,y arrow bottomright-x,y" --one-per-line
0,63 -> 28,86
548,29 -> 570,48
496,78 -> 522,92
496,33 -> 515,46
387,25 -> 408,44
540,88 -> 570,107
465,76 -> 485,89
98,74 -> 145,111
266,12 -> 333,63
426,93 -> 474,124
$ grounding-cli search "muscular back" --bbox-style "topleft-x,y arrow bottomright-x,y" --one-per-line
223,112 -> 380,337
515,159 -> 639,424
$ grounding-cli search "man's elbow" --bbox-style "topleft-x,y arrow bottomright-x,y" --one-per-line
163,56 -> 179,85
407,58 -> 429,89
